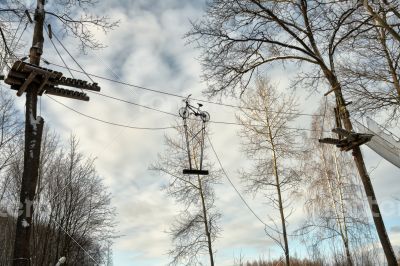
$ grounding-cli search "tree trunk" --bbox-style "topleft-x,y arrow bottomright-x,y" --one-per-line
320,145 -> 353,266
273,160 -> 290,266
323,69 -> 398,266
363,1 -> 400,43
197,175 -> 214,266
352,147 -> 397,265
377,28 -> 400,98
267,117 -> 290,266
332,150 -> 353,266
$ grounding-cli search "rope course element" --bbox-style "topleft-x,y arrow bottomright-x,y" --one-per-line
179,95 -> 210,175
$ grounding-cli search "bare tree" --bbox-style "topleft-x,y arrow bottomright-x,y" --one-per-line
0,0 -> 118,53
187,1 -> 398,264
0,87 -> 22,185
361,0 -> 400,43
37,134 -> 116,265
297,103 -> 381,266
337,14 -> 400,123
0,5 -> 29,74
236,78 -> 301,266
0,87 -> 23,265
0,131 -> 116,265
151,121 -> 221,266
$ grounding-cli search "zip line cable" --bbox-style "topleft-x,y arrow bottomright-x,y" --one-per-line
90,91 -> 179,117
84,91 -> 331,133
206,133 -> 283,236
44,23 -> 87,94
41,60 -> 324,118
51,31 -> 95,83
37,33 -> 327,133
46,95 -> 175,130
48,88 -> 330,133
45,25 -> 75,79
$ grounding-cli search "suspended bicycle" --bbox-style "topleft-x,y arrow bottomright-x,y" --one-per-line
179,95 -> 210,175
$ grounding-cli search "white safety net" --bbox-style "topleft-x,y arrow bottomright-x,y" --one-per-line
353,118 -> 400,168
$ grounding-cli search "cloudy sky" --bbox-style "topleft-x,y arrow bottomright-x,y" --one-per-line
3,0 -> 400,265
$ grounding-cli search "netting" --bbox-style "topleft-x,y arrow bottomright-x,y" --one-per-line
353,118 -> 400,168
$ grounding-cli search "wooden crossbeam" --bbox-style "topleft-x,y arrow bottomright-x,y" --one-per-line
17,72 -> 37,96
37,73 -> 51,95
55,77 -> 100,91
45,87 -> 89,101
23,63 -> 61,78
4,60 -> 100,100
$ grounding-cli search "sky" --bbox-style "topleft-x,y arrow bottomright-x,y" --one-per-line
2,0 -> 400,265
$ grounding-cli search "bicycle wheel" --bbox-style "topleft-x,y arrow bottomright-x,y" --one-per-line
200,111 -> 210,122
179,107 -> 190,119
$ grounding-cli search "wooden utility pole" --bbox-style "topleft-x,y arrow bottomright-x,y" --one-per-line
6,1 -> 99,264
13,1 -> 45,265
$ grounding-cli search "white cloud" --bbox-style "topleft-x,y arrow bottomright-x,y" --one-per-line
9,0 -> 399,265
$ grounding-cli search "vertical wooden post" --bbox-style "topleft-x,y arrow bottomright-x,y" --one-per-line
13,1 -> 45,265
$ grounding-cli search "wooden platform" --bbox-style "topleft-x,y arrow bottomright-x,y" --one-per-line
183,169 -> 209,175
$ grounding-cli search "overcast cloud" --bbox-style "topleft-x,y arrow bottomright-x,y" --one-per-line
5,0 -> 400,265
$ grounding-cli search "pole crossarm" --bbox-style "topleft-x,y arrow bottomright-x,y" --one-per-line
4,60 -> 100,101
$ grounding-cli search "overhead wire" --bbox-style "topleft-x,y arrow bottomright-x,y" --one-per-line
47,88 -> 328,134
79,91 -> 331,133
44,24 -> 75,79
51,30 -> 95,83
206,133 -> 281,235
37,48 -> 327,133
37,29 -> 326,134
90,91 -> 179,117
42,60 -> 324,117
46,95 -> 175,130
48,88 -> 329,133
0,15 -> 28,72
